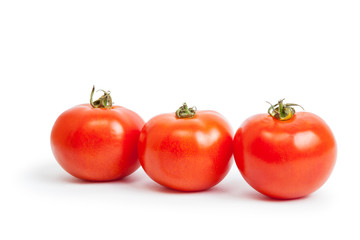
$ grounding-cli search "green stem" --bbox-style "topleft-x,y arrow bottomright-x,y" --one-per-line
278,98 -> 286,118
175,103 -> 197,118
267,99 -> 304,121
90,86 -> 113,109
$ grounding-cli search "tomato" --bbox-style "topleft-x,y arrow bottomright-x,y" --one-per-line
233,99 -> 337,199
51,86 -> 144,181
138,103 -> 233,191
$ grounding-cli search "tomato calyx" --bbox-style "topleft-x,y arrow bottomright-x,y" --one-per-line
266,99 -> 304,121
90,85 -> 113,109
175,102 -> 197,118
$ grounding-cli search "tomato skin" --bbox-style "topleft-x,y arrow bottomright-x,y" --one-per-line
51,104 -> 144,181
138,111 -> 233,191
234,112 -> 337,199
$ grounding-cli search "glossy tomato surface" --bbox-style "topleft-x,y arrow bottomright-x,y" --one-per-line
138,111 -> 233,191
234,112 -> 337,199
51,104 -> 144,181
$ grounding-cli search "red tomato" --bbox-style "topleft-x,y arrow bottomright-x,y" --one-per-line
138,103 -> 233,191
51,87 -> 144,181
234,99 -> 337,199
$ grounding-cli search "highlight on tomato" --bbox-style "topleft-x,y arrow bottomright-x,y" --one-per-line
233,99 -> 337,199
51,86 -> 144,181
138,103 -> 233,192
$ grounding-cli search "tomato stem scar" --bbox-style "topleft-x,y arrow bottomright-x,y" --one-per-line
266,99 -> 304,121
90,85 -> 113,109
175,103 -> 197,118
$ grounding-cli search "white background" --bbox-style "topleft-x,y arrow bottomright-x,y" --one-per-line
1,1 -> 359,239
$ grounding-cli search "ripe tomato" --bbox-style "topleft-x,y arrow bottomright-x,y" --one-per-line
138,103 -> 233,191
234,99 -> 337,199
51,86 -> 144,181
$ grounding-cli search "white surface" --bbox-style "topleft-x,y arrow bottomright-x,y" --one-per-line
1,1 -> 359,239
